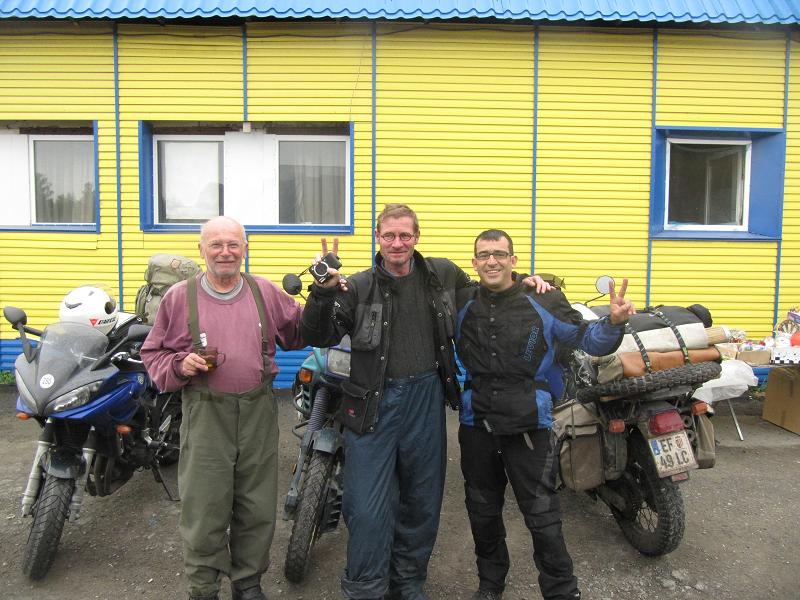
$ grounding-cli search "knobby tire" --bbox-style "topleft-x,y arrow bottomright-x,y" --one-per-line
22,475 -> 74,580
577,361 -> 722,403
609,434 -> 685,556
284,451 -> 335,584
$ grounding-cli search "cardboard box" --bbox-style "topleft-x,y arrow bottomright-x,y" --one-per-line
763,367 -> 800,435
736,349 -> 772,365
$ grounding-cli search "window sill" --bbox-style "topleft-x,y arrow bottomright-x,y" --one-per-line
142,223 -> 354,235
651,230 -> 779,241
0,224 -> 99,233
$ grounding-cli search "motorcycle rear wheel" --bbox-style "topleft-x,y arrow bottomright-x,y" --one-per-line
157,392 -> 182,466
22,474 -> 74,580
609,434 -> 684,556
284,451 -> 336,584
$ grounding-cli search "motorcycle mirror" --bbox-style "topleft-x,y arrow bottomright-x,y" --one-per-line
3,306 -> 27,328
595,275 -> 615,296
282,274 -> 303,296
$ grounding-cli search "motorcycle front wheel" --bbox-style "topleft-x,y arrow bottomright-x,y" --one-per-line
608,434 -> 684,556
284,450 -> 335,583
22,474 -> 74,580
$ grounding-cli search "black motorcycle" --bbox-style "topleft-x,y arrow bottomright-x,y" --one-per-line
553,276 -> 721,556
281,272 -> 350,583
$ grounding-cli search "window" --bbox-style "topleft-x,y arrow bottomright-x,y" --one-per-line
665,139 -> 750,231
0,127 -> 97,230
141,123 -> 352,232
154,136 -> 223,223
651,128 -> 784,240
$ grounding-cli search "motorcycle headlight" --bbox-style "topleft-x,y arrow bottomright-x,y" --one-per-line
15,370 -> 37,413
326,348 -> 351,378
50,381 -> 104,413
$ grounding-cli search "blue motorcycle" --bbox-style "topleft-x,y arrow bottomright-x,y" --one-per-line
3,306 -> 180,580
281,273 -> 350,583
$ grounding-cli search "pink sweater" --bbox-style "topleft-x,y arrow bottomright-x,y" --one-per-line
141,276 -> 305,394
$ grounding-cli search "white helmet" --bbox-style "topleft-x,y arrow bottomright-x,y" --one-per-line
59,286 -> 119,335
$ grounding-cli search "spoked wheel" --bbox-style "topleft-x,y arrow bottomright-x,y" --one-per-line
577,361 -> 721,403
609,434 -> 684,556
284,451 -> 335,583
22,474 -> 74,580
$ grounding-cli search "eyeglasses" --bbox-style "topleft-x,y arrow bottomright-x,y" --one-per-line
475,250 -> 512,261
380,232 -> 416,243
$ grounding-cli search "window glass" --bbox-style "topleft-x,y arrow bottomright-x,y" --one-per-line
279,140 -> 346,224
156,139 -> 223,223
32,139 -> 95,224
666,141 -> 748,229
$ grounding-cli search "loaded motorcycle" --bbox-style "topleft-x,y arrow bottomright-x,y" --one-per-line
552,275 -> 721,556
4,296 -> 180,580
281,269 -> 349,583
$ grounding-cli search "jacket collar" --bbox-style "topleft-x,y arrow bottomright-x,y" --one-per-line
478,279 -> 523,301
373,250 -> 431,285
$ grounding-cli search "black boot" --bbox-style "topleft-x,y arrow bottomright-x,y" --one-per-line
231,581 -> 267,600
189,591 -> 220,600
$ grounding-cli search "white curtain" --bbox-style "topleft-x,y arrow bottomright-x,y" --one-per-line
158,140 -> 222,222
279,141 -> 345,224
34,140 -> 95,223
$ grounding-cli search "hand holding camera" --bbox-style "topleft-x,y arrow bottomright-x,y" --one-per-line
310,252 -> 342,285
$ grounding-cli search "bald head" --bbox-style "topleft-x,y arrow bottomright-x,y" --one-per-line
200,216 -> 245,246
198,216 -> 247,292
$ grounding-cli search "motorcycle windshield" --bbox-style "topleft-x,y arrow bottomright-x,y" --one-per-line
38,322 -> 109,369
15,322 -> 111,411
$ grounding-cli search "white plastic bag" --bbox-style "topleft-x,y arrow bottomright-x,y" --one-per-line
692,359 -> 758,404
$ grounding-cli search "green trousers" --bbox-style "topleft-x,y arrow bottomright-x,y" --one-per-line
178,380 -> 278,596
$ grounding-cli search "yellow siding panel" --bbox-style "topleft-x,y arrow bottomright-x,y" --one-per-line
535,29 -> 652,306
656,31 -> 785,127
376,24 -> 534,271
650,241 -> 777,338
779,33 -> 800,327
0,24 -> 118,336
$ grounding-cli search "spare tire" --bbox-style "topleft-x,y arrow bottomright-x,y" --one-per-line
577,361 -> 722,403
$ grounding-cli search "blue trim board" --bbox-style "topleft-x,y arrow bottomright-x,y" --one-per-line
113,25 -> 124,310
138,121 -> 154,231
93,121 -> 101,234
775,32 -> 791,331
242,24 -> 248,122
646,28 -> 658,307
371,22 -> 377,261
530,27 -> 538,276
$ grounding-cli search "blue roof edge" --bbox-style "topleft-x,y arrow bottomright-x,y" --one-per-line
1,6 -> 798,25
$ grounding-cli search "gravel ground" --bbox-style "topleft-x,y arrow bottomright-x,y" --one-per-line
0,386 -> 798,600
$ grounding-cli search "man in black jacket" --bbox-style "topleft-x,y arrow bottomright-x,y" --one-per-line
301,206 -> 547,600
456,229 -> 634,600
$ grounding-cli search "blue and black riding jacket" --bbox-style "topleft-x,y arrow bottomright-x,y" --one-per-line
456,282 -> 624,435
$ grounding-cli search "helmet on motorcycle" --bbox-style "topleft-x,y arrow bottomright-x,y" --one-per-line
59,286 -> 119,335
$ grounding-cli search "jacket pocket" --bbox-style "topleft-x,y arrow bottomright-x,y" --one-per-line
351,302 -> 382,351
337,380 -> 376,434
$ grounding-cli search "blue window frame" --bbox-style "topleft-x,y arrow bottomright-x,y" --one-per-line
0,122 -> 99,233
651,127 -> 784,240
139,122 -> 354,234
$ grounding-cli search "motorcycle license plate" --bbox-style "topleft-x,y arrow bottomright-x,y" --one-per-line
648,431 -> 697,478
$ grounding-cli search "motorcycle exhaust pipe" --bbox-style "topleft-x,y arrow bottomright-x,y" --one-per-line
21,419 -> 55,517
68,428 -> 97,523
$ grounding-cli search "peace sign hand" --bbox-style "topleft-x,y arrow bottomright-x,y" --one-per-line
608,278 -> 636,325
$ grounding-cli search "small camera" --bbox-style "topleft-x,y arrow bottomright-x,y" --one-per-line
310,252 -> 342,284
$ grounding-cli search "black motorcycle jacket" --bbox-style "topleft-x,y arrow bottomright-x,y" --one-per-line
456,282 -> 625,435
301,251 -> 473,434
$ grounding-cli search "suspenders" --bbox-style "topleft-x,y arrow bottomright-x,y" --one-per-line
187,273 -> 272,375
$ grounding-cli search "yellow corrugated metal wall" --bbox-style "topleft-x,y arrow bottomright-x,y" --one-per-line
0,21 -> 116,338
652,31 -> 786,337
780,33 -> 800,327
246,22 -> 373,279
375,24 -> 534,273
0,21 -> 795,343
535,28 -> 653,306
116,23 -> 373,303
